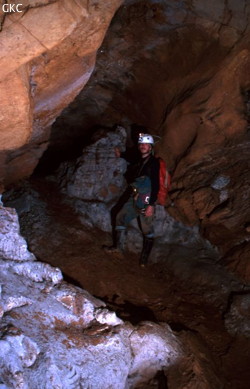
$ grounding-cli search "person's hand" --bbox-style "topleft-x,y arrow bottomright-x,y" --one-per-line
145,205 -> 154,217
114,147 -> 121,158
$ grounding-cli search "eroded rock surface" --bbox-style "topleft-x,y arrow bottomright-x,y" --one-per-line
0,205 -> 227,389
56,126 -> 127,231
0,0 -> 122,186
4,179 -> 250,388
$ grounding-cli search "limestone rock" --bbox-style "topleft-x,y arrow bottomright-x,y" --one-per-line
95,307 -> 123,326
59,126 -> 127,202
225,293 -> 250,337
128,321 -> 182,387
168,141 -> 250,280
10,261 -> 63,284
51,282 -> 105,326
56,126 -> 127,231
0,205 -> 225,388
0,206 -> 35,261
75,200 -> 113,231
0,0 -> 123,186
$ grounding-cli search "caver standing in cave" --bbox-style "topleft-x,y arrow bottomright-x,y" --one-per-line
104,129 -> 160,267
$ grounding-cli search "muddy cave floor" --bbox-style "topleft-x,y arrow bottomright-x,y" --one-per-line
7,178 -> 250,389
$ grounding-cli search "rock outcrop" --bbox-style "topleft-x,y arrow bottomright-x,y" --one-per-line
0,204 -> 225,389
0,0 -> 123,186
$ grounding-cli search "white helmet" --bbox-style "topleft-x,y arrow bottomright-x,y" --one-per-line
138,133 -> 154,145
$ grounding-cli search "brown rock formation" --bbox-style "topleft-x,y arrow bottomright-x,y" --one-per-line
0,0 -> 122,185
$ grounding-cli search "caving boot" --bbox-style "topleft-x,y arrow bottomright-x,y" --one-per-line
103,227 -> 126,255
115,228 -> 126,252
139,236 -> 154,267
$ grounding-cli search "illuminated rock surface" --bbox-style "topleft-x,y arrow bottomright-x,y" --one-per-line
0,0 -> 122,184
0,206 -> 225,388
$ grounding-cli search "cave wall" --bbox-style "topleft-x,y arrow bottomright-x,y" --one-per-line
46,0 -> 250,164
0,0 -> 123,187
2,0 -> 250,185
43,0 -> 250,279
1,0 -> 250,279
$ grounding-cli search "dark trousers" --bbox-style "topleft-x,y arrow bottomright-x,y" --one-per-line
116,198 -> 154,237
